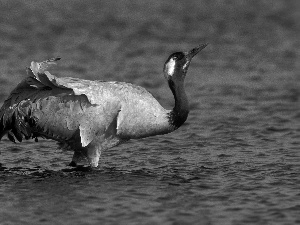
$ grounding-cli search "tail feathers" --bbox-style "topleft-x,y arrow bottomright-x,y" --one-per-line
0,105 -> 34,143
7,131 -> 16,143
12,110 -> 33,141
0,57 -> 62,143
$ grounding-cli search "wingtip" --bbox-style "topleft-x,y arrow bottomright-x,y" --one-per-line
46,57 -> 61,63
53,57 -> 61,61
29,57 -> 62,76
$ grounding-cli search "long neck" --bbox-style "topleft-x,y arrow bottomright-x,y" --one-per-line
168,79 -> 189,129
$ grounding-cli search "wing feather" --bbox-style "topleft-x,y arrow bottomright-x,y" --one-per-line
1,57 -> 156,147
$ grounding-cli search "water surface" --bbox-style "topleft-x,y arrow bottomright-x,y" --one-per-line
0,0 -> 299,224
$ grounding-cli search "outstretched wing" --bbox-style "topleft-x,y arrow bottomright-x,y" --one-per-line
0,58 -> 121,147
0,58 -> 71,141
20,94 -> 120,147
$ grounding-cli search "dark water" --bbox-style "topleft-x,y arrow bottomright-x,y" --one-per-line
0,0 -> 299,224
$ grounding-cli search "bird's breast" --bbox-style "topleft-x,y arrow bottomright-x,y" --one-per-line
115,96 -> 171,139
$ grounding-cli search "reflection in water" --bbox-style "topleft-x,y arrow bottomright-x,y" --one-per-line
1,167 -> 214,224
0,0 -> 299,224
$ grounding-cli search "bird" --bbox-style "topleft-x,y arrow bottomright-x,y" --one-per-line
0,44 -> 208,168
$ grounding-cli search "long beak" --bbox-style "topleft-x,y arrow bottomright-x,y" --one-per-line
186,43 -> 208,60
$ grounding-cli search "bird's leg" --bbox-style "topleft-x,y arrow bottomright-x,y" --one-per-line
86,146 -> 101,168
69,150 -> 87,167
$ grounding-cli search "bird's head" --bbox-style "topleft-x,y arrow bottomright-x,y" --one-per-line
163,43 -> 208,82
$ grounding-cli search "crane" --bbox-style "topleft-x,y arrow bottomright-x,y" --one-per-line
0,44 -> 208,167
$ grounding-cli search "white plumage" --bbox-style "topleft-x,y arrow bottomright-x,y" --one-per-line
0,44 -> 207,167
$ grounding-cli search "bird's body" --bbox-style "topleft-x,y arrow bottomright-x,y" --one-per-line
0,44 -> 207,167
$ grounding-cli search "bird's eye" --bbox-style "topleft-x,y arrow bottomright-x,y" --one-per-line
172,52 -> 184,61
165,52 -> 185,65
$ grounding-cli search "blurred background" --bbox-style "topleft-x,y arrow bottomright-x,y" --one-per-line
0,0 -> 298,105
0,0 -> 299,224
